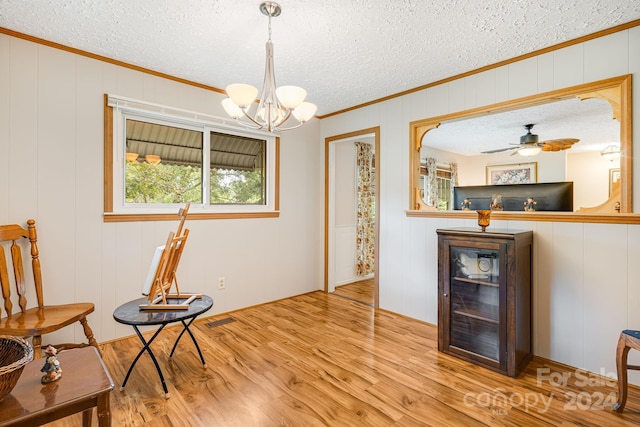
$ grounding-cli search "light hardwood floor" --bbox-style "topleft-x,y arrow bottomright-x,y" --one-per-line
333,278 -> 375,306
46,291 -> 640,426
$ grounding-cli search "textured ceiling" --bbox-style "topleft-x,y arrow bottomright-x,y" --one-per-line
1,0 -> 639,119
423,96 -> 620,156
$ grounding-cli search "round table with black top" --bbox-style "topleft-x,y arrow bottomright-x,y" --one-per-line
112,294 -> 213,398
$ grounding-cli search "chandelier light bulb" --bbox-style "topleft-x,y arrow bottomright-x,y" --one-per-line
276,86 -> 306,109
226,84 -> 259,108
292,102 -> 318,123
257,105 -> 285,123
222,98 -> 244,119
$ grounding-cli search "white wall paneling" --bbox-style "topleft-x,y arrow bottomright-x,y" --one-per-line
0,35 -> 9,223
335,225 -> 357,285
553,43 -> 584,90
584,30 -> 629,83
536,51 -> 555,94
507,56 -> 538,99
475,69 -> 497,108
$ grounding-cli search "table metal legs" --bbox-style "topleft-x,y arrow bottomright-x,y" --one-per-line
121,324 -> 169,397
169,317 -> 207,368
120,318 -> 206,398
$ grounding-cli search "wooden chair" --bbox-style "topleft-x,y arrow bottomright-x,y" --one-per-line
613,329 -> 640,412
0,219 -> 98,358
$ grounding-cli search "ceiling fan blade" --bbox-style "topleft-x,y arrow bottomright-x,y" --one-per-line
540,138 -> 580,152
481,146 -> 518,154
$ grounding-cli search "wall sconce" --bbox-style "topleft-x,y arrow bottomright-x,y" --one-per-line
601,145 -> 621,162
126,152 -> 139,163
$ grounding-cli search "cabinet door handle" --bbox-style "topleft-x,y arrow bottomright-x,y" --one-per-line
443,293 -> 448,297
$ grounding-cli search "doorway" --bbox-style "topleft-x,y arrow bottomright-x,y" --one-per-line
325,127 -> 380,307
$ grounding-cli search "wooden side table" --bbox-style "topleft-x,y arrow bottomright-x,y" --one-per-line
0,346 -> 114,427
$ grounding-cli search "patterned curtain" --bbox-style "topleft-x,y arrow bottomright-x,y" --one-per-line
355,142 -> 375,276
425,157 -> 437,206
450,162 -> 459,208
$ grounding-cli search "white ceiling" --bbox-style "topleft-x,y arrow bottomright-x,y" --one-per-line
1,0 -> 639,119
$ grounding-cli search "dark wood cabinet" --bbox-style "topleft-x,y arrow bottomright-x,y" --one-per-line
437,227 -> 533,377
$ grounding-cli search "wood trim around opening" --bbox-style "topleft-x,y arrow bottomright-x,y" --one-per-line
408,74 -> 633,222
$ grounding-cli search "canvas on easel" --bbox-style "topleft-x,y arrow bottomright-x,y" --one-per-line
140,202 -> 201,310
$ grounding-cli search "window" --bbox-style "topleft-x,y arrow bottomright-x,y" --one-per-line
209,131 -> 266,205
125,119 -> 205,204
104,95 -> 279,221
420,164 -> 453,210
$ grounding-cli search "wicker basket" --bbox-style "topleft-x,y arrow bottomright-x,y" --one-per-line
0,336 -> 33,403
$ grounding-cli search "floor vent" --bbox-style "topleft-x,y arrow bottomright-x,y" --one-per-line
205,317 -> 235,328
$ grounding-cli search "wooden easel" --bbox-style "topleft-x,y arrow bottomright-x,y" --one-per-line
140,202 -> 201,310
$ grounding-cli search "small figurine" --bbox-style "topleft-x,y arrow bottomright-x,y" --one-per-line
40,345 -> 62,384
461,198 -> 471,210
490,194 -> 503,211
524,197 -> 537,212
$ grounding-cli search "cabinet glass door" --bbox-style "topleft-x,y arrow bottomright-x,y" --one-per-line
449,246 -> 500,361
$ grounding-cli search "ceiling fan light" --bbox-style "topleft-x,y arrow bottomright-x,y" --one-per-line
226,84 -> 258,108
518,146 -> 541,156
292,102 -> 318,122
276,86 -> 306,109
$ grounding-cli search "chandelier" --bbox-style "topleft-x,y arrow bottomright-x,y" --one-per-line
221,2 -> 317,132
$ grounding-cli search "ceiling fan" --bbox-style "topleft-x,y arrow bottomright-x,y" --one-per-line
481,124 -> 580,156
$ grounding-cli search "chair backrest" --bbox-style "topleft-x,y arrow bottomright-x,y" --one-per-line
0,219 -> 44,318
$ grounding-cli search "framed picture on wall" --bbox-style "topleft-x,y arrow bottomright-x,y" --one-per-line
610,168 -> 621,196
486,162 -> 538,185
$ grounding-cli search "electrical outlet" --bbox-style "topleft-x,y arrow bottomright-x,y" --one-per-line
218,277 -> 225,290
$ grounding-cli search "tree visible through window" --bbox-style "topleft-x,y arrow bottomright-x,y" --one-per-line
208,131 -> 265,205
125,162 -> 202,204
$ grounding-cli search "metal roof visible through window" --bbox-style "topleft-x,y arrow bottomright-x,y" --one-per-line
125,120 -> 264,171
